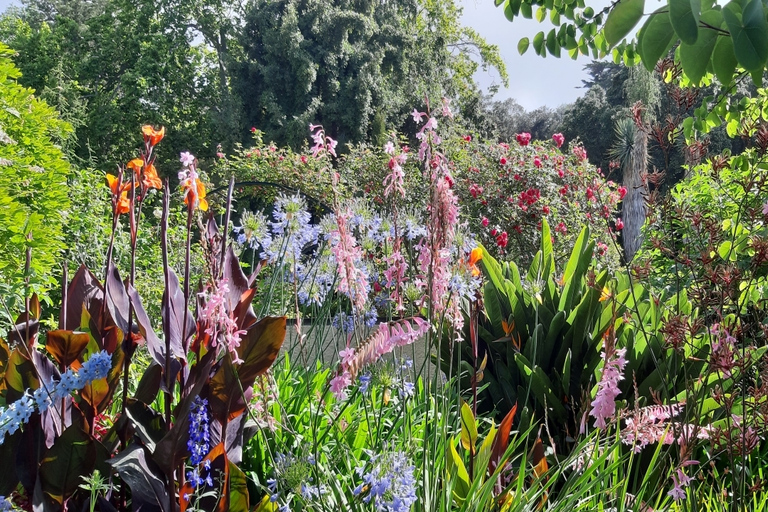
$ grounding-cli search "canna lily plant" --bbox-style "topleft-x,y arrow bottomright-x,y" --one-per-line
0,127 -> 284,512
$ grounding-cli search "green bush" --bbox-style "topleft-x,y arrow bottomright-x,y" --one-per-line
0,42 -> 71,316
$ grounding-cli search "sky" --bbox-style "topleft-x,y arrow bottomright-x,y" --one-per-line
0,0 -> 606,111
459,0 -> 609,110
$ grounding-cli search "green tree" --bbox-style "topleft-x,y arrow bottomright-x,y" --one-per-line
233,0 -> 508,149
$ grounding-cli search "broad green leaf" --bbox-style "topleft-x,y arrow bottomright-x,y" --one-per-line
536,5 -> 547,21
669,0 -> 700,44
496,0 -> 506,6
722,0 -> 768,72
446,439 -> 470,501
228,461 -> 250,512
679,11 -> 721,84
460,400 -> 478,453
637,7 -> 676,71
518,37 -> 531,55
533,31 -> 546,55
521,2 -> 533,19
546,29 -> 560,56
604,0 -> 645,47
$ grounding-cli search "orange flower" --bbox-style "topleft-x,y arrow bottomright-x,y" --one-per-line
142,163 -> 162,190
183,177 -> 208,211
106,174 -> 131,215
141,125 -> 165,146
468,247 -> 483,277
127,158 -> 143,172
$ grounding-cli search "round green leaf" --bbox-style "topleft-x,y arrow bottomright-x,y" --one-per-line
496,0 -> 506,6
533,31 -> 546,55
546,29 -> 561,56
679,10 -> 720,84
536,5 -> 547,22
518,37 -> 531,55
669,0 -> 700,45
637,6 -> 676,71
604,0 -> 645,47
712,27 -> 738,85
723,0 -> 768,72
521,2 -> 534,19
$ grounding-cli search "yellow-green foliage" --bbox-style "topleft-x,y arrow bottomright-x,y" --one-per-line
0,43 -> 71,304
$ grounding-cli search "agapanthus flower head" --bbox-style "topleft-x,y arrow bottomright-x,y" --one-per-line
235,210 -> 273,254
354,450 -> 417,511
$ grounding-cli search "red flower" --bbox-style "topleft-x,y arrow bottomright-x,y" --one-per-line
614,218 -> 624,230
481,217 -> 489,227
499,156 -> 508,166
618,186 -> 627,199
516,132 -> 531,146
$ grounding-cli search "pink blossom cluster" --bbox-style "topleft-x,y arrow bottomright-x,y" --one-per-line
619,403 -> 709,453
383,141 -> 408,198
199,277 -> 247,363
309,124 -> 338,158
590,347 -> 627,428
329,318 -> 430,398
329,210 -> 369,313
383,248 -> 408,312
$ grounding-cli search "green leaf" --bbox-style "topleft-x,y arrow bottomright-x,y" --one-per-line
460,400 -> 478,453
496,0 -> 506,6
679,10 -> 720,84
521,2 -> 533,19
637,7 -> 676,71
669,0 -> 700,44
533,31 -> 546,55
723,0 -> 768,72
546,29 -> 560,56
518,37 -> 531,55
446,440 -> 470,501
536,5 -> 547,21
604,0 -> 645,47
228,461 -> 250,512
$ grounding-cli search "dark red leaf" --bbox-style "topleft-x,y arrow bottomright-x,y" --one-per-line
490,402 -> 518,474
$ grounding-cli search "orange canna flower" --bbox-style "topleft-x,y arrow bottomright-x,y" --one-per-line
468,247 -> 483,277
142,163 -> 162,190
141,125 -> 165,146
183,177 -> 208,211
127,158 -> 143,171
106,174 -> 131,215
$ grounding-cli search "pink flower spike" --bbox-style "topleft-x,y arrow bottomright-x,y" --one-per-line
412,109 -> 425,124
441,97 -> 453,118
384,141 -> 395,155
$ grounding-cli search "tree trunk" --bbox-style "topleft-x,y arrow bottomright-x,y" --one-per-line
622,126 -> 648,261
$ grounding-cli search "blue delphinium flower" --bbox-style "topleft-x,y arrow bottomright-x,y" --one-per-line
186,396 -> 211,488
0,350 -> 111,445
